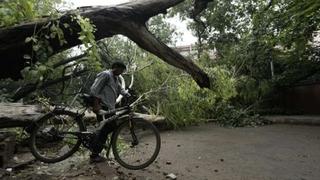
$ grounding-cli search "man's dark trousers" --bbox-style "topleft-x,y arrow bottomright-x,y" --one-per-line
91,106 -> 116,156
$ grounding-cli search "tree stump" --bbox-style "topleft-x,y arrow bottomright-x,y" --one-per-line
0,103 -> 42,128
0,131 -> 16,168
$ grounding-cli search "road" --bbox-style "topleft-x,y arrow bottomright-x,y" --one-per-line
120,123 -> 320,180
5,123 -> 320,180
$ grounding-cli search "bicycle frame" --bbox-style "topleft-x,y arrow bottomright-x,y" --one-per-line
96,105 -> 132,131
33,94 -> 138,155
89,107 -> 137,159
29,94 -> 160,169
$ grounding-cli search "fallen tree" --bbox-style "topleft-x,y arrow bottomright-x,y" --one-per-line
0,103 -> 166,129
0,103 -> 42,128
11,69 -> 88,102
0,0 -> 212,88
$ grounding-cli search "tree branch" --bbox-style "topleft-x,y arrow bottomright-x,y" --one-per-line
0,0 -> 210,88
11,69 -> 87,102
123,23 -> 210,88
52,53 -> 87,68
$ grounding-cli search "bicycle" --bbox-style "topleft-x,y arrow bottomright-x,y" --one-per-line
29,94 -> 161,170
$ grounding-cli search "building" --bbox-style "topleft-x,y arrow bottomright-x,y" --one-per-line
174,44 -> 217,60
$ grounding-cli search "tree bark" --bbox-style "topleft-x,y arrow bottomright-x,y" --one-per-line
0,103 -> 165,128
0,103 -> 42,128
52,53 -> 87,68
0,0 -> 210,88
122,22 -> 210,87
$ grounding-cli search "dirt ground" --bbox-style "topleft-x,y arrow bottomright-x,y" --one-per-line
3,123 -> 320,180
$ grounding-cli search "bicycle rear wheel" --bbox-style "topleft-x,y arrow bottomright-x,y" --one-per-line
30,109 -> 85,163
112,119 -> 161,170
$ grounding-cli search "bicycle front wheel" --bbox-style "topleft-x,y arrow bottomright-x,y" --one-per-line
30,109 -> 85,163
112,119 -> 161,170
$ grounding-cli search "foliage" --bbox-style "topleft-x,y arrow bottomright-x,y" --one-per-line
72,14 -> 102,71
132,52 -> 240,127
0,0 -> 102,105
0,0 -> 62,27
164,0 -> 320,125
147,15 -> 181,45
1,0 -> 69,86
2,0 -> 320,128
211,103 -> 267,127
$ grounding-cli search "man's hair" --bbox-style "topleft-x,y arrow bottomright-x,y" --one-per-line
111,61 -> 126,70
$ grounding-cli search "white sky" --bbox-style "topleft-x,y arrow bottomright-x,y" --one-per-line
63,0 -> 196,46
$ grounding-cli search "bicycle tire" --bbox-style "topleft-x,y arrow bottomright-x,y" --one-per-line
111,119 -> 161,170
30,109 -> 85,163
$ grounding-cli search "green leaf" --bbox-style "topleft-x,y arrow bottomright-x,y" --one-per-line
63,23 -> 70,28
47,46 -> 53,54
33,45 -> 40,51
23,54 -> 31,59
78,35 -> 86,41
50,32 -> 56,38
25,37 -> 32,43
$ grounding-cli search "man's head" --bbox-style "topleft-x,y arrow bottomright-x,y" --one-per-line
111,61 -> 126,76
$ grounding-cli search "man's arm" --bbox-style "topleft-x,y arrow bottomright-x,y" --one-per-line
120,86 -> 128,96
90,72 -> 109,113
90,72 -> 109,97
117,75 -> 130,96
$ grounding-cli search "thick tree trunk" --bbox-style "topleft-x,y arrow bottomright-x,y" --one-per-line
0,103 -> 165,128
122,23 -> 210,87
0,103 -> 42,128
0,0 -> 211,88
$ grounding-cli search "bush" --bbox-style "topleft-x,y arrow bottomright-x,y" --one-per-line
134,58 -> 259,127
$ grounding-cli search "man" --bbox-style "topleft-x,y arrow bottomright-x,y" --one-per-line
89,61 -> 130,163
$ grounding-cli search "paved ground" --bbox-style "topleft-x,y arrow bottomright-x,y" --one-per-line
120,124 -> 320,180
3,123 -> 320,180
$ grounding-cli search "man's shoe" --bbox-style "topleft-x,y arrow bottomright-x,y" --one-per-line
90,155 -> 107,164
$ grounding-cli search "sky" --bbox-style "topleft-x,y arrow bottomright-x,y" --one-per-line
63,0 -> 197,46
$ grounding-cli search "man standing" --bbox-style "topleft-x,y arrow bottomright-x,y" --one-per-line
89,61 -> 130,163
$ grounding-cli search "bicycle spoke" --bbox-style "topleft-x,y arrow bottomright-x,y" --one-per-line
30,110 -> 84,163
112,119 -> 161,169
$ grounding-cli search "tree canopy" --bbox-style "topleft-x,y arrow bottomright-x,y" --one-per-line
0,0 -> 213,88
1,0 -> 319,127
